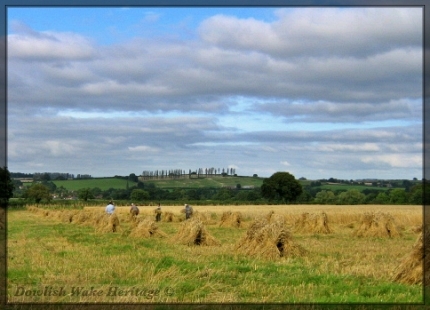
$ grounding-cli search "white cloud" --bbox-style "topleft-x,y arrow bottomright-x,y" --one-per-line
6,8 -> 423,179
128,145 -> 160,152
43,140 -> 81,156
317,143 -> 380,152
361,154 -> 422,168
8,30 -> 96,61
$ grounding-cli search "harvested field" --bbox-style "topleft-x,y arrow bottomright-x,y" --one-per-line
9,204 -> 422,303
92,204 -> 421,227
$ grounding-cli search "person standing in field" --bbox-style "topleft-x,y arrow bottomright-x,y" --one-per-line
130,203 -> 139,217
185,204 -> 192,220
155,203 -> 162,222
105,201 -> 115,215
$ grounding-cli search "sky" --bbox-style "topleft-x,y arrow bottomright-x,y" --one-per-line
6,6 -> 423,180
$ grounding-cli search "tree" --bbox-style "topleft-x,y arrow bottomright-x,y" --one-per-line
42,180 -> 57,192
408,184 -> 422,204
261,172 -> 302,203
78,188 -> 94,201
130,189 -> 150,202
129,173 -> 138,183
91,187 -> 102,198
0,167 -> 14,206
214,188 -> 233,201
41,173 -> 51,182
315,190 -> 336,204
336,189 -> 365,205
374,192 -> 389,204
24,183 -> 51,204
389,189 -> 408,204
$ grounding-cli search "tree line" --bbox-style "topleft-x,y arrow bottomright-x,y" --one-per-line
140,167 -> 237,180
9,173 -> 426,206
3,168 -> 426,206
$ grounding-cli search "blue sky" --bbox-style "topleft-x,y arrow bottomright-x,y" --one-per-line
8,7 -> 280,45
6,7 -> 423,179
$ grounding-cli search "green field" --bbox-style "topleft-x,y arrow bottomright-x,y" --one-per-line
44,176 -> 393,193
52,178 -> 138,191
140,176 -> 264,189
319,184 -> 392,192
50,176 -> 263,191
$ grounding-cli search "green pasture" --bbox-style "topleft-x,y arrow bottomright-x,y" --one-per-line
52,178 -> 138,191
319,184 -> 392,192
143,176 -> 264,189
49,176 -> 263,191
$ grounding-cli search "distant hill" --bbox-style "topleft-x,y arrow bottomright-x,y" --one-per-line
50,176 -> 264,191
52,178 -> 138,191
24,175 -> 407,193
138,175 -> 264,189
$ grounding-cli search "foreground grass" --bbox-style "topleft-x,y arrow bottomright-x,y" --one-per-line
7,205 -> 423,303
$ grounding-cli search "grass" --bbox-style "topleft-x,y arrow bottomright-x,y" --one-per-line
319,184 -> 392,192
7,204 -> 423,304
31,176 -> 398,196
143,176 -> 264,189
47,176 -> 264,191
51,178 -> 138,191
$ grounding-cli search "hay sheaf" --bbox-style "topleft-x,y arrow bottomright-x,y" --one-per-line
294,212 -> 332,234
392,229 -> 429,285
73,211 -> 94,225
193,211 -> 217,225
353,212 -> 401,238
27,206 -> 39,213
219,211 -> 243,228
174,218 -> 220,246
162,212 -> 181,222
129,218 -> 167,238
96,213 -> 120,233
235,218 -> 307,260
60,210 -> 79,223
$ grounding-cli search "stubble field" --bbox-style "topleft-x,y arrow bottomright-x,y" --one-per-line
7,204 -> 423,304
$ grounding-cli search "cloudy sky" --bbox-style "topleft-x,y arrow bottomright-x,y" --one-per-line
6,7 -> 422,180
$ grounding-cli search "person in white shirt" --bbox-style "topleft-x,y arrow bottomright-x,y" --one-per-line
105,201 -> 115,215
